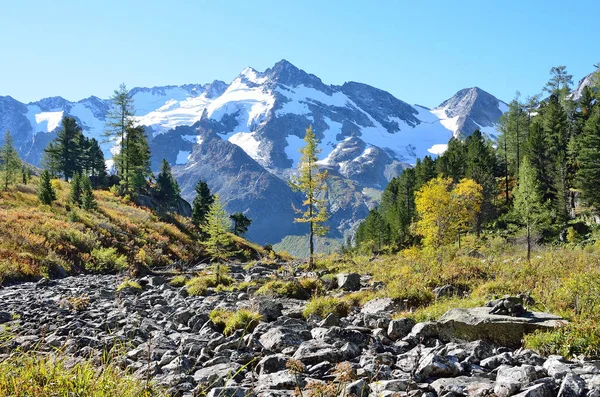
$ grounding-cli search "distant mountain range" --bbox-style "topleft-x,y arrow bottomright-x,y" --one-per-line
0,60 -> 513,245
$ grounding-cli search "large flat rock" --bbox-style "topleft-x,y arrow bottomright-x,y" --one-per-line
438,307 -> 565,347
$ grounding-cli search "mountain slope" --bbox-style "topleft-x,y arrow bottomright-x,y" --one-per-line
0,60 -> 508,245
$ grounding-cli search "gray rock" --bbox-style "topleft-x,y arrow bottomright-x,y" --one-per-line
251,297 -> 283,322
437,307 -> 565,347
0,312 -> 11,324
544,357 -> 574,379
292,340 -> 345,366
496,365 -> 539,387
206,387 -> 255,397
481,352 -> 516,369
407,321 -> 440,341
416,352 -> 462,380
259,327 -> 310,352
558,373 -> 586,397
512,383 -> 554,397
193,363 -> 243,385
337,273 -> 361,291
387,318 -> 416,341
431,376 -> 494,396
361,298 -> 396,315
256,370 -> 303,390
494,381 -> 522,397
342,379 -> 369,397
256,354 -> 289,375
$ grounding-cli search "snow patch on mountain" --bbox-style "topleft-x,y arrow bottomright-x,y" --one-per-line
27,107 -> 64,133
176,150 -> 191,165
228,132 -> 262,162
285,135 -> 304,167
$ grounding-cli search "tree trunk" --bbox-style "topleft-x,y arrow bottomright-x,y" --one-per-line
526,222 -> 531,263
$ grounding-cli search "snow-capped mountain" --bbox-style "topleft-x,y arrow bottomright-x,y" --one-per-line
0,60 -> 508,244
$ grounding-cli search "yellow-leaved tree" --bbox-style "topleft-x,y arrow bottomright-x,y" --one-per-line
289,125 -> 329,269
414,176 -> 483,248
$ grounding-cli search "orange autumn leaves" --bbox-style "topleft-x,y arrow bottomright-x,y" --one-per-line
414,176 -> 483,248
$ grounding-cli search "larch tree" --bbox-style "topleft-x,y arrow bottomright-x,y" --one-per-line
202,194 -> 233,284
44,117 -> 84,181
414,176 -> 483,248
0,130 -> 21,190
289,125 -> 329,269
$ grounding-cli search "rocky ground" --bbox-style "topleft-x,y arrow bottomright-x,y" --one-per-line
0,262 -> 597,397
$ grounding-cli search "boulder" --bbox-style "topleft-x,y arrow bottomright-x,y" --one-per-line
431,376 -> 494,396
557,373 -> 586,397
387,318 -> 416,341
437,307 -> 564,347
512,383 -> 554,397
193,363 -> 243,385
496,365 -> 539,387
292,340 -> 346,366
206,387 -> 255,397
361,298 -> 396,315
259,327 -> 310,352
336,273 -> 361,291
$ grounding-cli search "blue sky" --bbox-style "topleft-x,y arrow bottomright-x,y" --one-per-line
1,0 -> 599,107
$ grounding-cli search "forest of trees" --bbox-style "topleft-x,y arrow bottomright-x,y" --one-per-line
354,66 -> 600,255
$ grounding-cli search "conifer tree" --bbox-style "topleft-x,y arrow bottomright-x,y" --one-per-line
202,194 -> 233,263
81,174 -> 97,210
436,137 -> 466,182
124,126 -> 151,195
289,125 -> 329,269
155,159 -> 181,210
230,212 -> 252,237
514,157 -> 546,262
576,104 -> 600,208
0,130 -> 21,190
415,156 -> 436,189
192,180 -> 214,228
44,117 -> 83,181
38,170 -> 56,205
70,173 -> 82,206
465,130 -> 497,233
105,84 -> 135,191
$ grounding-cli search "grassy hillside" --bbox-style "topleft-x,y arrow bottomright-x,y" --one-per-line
0,178 -> 267,283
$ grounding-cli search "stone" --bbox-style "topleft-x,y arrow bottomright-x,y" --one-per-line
369,379 -> 410,394
256,370 -> 302,390
259,327 -> 310,352
497,365 -> 539,386
544,357 -> 574,379
494,381 -> 522,397
388,318 -> 416,341
557,373 -> 585,397
193,363 -> 243,385
431,376 -> 494,396
407,321 -> 440,341
292,340 -> 345,366
337,273 -> 361,291
251,297 -> 283,322
342,379 -> 369,397
512,383 -> 554,397
0,312 -> 12,324
437,307 -> 565,347
314,326 -> 371,348
256,354 -> 289,375
206,387 -> 255,397
481,352 -> 516,369
416,352 -> 462,380
361,298 -> 396,315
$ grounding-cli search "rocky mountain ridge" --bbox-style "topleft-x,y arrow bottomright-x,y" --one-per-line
0,60 -> 510,244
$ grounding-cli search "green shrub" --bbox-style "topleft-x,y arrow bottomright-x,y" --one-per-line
298,277 -> 323,294
169,275 -> 188,287
255,279 -> 306,299
89,247 -> 128,273
186,271 -> 234,296
117,279 -> 142,292
303,296 -> 349,319
524,319 -> 600,359
209,308 -> 263,336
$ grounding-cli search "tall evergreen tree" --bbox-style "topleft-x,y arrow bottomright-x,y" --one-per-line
38,170 -> 56,205
576,103 -> 600,208
513,157 -> 547,262
230,212 -> 252,237
289,125 -> 329,269
192,180 -> 215,228
155,159 -> 181,210
70,173 -> 82,206
465,130 -> 497,233
543,66 -> 573,103
124,126 -> 151,195
436,137 -> 466,182
44,117 -> 83,181
81,174 -> 97,210
0,130 -> 21,190
104,84 -> 135,192
497,95 -> 530,178
415,155 -> 436,189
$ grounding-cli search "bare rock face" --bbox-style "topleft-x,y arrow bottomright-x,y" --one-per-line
437,307 -> 565,347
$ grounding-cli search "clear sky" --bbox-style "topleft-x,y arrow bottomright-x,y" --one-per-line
1,0 -> 599,107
